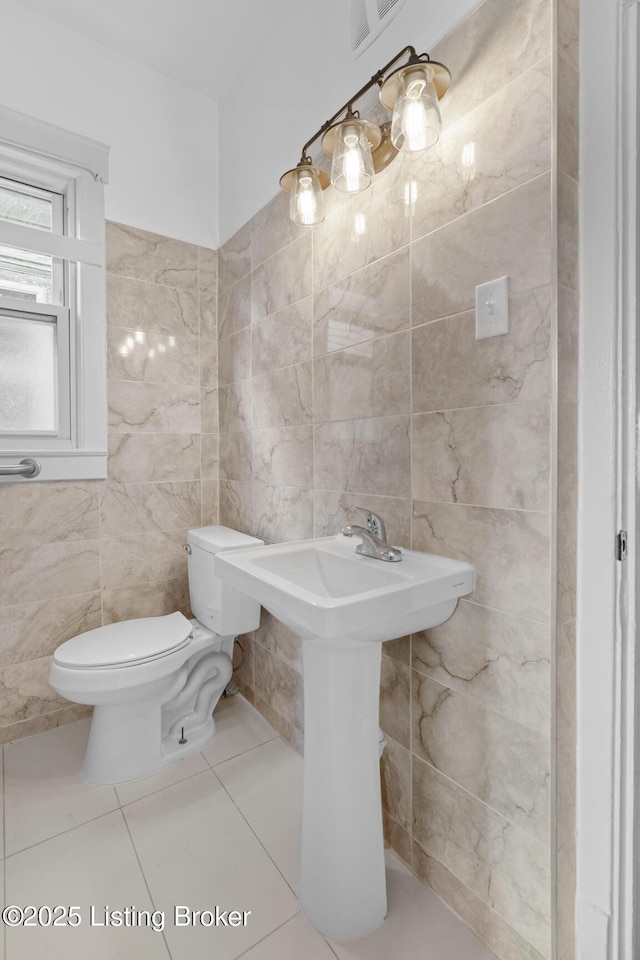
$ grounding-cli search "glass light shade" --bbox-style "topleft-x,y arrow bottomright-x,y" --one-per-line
391,66 -> 442,152
331,121 -> 375,193
290,165 -> 324,225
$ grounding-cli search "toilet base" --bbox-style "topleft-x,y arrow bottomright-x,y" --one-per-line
81,647 -> 233,784
82,702 -> 220,784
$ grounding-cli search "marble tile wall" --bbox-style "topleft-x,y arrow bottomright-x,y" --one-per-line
217,1 -> 571,958
555,0 -> 579,956
0,222 -> 218,744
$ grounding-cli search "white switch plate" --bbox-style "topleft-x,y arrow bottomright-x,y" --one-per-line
475,276 -> 509,340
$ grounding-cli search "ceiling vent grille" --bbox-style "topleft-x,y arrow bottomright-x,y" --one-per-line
351,0 -> 407,58
377,0 -> 400,19
351,0 -> 371,53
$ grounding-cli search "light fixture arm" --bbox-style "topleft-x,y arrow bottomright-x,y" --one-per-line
298,44 -> 427,162
282,42 -> 451,223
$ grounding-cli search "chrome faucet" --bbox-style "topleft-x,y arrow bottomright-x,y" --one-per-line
341,510 -> 402,562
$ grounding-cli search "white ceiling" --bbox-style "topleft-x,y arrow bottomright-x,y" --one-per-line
12,0 -> 279,100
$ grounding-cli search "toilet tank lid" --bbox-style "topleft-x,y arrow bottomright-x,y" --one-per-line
53,611 -> 193,668
188,525 -> 263,554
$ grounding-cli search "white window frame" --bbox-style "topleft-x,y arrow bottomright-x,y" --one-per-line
0,105 -> 109,482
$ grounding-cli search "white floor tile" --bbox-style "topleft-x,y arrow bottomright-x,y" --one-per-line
4,721 -> 118,855
329,852 -> 498,960
201,695 -> 278,768
215,738 -> 303,890
115,751 -> 210,806
0,711 -> 502,960
5,811 -> 170,960
123,768 -> 298,960
239,913 -> 337,960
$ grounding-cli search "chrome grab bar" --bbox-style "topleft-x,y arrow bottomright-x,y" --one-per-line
0,458 -> 41,478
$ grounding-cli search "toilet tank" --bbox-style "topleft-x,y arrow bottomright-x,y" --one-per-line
187,526 -> 263,636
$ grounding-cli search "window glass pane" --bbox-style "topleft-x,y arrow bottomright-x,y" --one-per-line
0,181 -> 64,304
0,314 -> 57,431
0,243 -> 63,304
0,183 -> 53,231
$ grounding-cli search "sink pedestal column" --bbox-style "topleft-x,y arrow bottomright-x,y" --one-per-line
299,636 -> 386,940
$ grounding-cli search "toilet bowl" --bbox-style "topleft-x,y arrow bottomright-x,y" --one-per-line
48,526 -> 263,783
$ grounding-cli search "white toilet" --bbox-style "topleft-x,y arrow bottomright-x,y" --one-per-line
48,525 -> 263,784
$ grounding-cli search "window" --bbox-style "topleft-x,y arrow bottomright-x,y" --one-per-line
0,106 -> 109,481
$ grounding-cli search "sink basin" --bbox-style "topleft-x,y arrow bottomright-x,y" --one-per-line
215,534 -> 474,642
216,534 -> 475,940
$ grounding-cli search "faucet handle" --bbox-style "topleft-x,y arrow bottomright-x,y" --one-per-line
355,508 -> 386,542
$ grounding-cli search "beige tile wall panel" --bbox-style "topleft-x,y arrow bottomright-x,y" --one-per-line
313,330 -> 410,423
215,10 -> 562,950
312,248 -> 410,357
251,233 -> 312,323
106,222 -> 198,290
253,484 -> 314,543
100,481 -> 202,537
411,58 -> 552,242
107,434 -> 202,483
411,174 -> 551,327
412,402 -> 550,511
252,426 -> 314,488
380,734 -> 411,831
106,274 -> 199,339
0,482 -> 99,547
556,0 -> 579,954
252,298 -> 313,376
412,501 -> 550,622
0,594 -> 102,666
210,0 -> 582,956
312,491 -> 412,548
412,288 -> 552,413
412,757 -> 550,955
412,599 -> 550,735
0,223 -> 218,740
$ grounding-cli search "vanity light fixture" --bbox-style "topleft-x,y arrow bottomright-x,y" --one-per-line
279,45 -> 450,224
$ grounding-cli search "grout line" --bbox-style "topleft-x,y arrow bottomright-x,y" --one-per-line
412,752 -> 550,850
410,397 -> 552,415
106,268 -> 197,296
213,749 -> 301,900
109,324 -> 200,345
410,495 -> 550,516
118,806 -> 175,960
3,807 -> 120,861
411,669 -> 550,740
114,764 -> 214,810
231,912 -> 304,960
411,169 -> 552,247
458,595 -> 551,627
200,734 -> 280,774
411,832 -> 545,960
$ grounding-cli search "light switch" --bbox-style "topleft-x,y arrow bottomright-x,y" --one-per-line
475,276 -> 509,340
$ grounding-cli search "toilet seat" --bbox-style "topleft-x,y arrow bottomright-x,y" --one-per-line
53,611 -> 193,669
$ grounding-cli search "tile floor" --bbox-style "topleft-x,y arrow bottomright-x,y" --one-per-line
0,694 -> 498,960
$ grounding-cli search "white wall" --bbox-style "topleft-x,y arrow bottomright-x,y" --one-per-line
1,0 -> 219,248
217,0 -> 482,242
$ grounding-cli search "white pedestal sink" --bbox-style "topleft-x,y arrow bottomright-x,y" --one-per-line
216,535 -> 474,940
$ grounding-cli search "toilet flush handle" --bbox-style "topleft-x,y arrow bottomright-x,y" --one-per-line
184,544 -> 192,554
